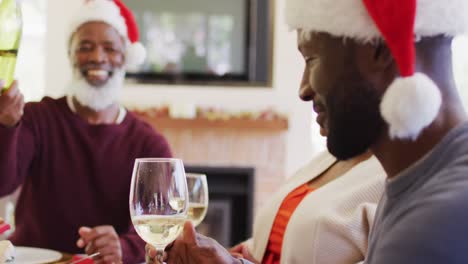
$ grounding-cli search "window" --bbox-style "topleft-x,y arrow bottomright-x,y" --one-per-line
124,0 -> 273,86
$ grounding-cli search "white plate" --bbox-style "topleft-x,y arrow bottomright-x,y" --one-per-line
14,246 -> 62,264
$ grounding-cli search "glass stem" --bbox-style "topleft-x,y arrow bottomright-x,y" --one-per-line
156,248 -> 165,264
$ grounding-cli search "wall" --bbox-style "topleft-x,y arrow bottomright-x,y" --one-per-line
45,0 -> 324,179
452,35 -> 468,106
15,0 -> 47,102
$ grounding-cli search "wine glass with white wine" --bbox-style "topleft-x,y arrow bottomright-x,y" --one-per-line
186,173 -> 209,227
129,158 -> 189,264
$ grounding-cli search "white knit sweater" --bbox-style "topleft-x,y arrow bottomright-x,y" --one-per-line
245,151 -> 385,264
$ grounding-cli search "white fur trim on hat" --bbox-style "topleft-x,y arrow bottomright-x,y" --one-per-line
68,0 -> 128,40
125,42 -> 146,70
380,73 -> 441,140
285,0 -> 468,42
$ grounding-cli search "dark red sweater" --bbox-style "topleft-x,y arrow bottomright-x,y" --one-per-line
0,97 -> 172,263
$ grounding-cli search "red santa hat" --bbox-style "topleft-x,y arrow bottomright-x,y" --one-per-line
286,0 -> 468,140
68,0 -> 146,69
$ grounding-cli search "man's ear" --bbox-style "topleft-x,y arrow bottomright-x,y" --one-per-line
356,41 -> 397,76
354,41 -> 398,94
68,36 -> 75,58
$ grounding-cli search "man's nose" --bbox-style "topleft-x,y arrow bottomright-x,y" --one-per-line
89,46 -> 107,63
299,66 -> 315,101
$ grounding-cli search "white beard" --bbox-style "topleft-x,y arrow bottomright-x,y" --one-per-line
67,68 -> 126,111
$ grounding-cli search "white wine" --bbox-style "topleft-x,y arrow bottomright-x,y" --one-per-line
169,197 -> 186,212
0,49 -> 17,89
0,0 -> 22,89
132,215 -> 186,247
188,203 -> 208,227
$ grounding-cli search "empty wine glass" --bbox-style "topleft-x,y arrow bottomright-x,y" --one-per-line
186,173 -> 209,227
129,158 -> 188,264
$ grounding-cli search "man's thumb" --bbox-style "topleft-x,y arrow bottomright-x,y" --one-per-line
242,245 -> 256,262
182,221 -> 197,244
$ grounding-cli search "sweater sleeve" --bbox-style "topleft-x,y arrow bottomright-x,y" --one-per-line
314,202 -> 377,263
143,130 -> 173,158
119,222 -> 146,264
0,119 -> 36,196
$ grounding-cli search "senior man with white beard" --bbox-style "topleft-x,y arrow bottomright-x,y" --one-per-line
0,0 -> 172,263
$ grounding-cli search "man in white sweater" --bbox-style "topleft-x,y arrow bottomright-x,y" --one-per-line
147,0 -> 468,263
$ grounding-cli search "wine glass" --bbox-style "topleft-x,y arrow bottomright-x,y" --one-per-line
186,173 -> 209,227
129,158 -> 189,264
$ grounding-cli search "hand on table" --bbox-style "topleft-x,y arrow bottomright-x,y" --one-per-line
146,221 -> 242,264
76,225 -> 122,264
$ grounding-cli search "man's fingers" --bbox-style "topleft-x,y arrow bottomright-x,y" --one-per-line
230,243 -> 243,254
76,238 -> 85,248
17,95 -> 24,115
182,221 -> 197,245
2,81 -> 19,98
146,244 -> 168,263
79,226 -> 114,244
241,245 -> 254,259
93,234 -> 118,248
77,226 -> 121,263
77,226 -> 93,247
12,91 -> 23,108
78,226 -> 92,236
93,242 -> 119,255
8,81 -> 18,93
85,242 -> 97,255
146,244 -> 157,258
90,226 -> 116,237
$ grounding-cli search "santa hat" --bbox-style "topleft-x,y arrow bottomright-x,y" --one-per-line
286,0 -> 468,140
68,0 -> 146,69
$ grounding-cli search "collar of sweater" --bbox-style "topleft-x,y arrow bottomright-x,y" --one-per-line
66,95 -> 127,124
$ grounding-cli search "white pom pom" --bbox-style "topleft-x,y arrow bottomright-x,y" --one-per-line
125,42 -> 146,71
380,73 -> 441,140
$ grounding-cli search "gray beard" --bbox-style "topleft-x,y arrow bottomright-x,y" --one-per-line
67,68 -> 126,111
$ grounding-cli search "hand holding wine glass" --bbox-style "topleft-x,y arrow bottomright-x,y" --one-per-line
146,221 -> 243,264
0,80 -> 24,127
130,158 -> 189,264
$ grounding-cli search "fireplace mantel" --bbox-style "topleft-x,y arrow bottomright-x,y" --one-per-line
136,116 -> 288,131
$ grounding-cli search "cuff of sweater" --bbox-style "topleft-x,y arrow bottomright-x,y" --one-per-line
119,236 -> 145,263
0,121 -> 20,135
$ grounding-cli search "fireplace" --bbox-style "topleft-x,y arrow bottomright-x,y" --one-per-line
185,165 -> 254,247
134,113 -> 287,245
